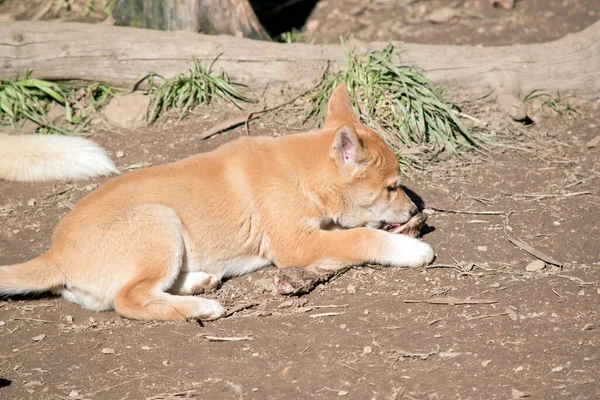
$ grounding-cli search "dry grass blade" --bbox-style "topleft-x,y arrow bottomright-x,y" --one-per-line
307,43 -> 486,168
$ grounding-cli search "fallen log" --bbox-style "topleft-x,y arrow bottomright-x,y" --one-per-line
1,21 -> 599,117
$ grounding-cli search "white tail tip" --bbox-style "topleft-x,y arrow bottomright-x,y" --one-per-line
0,134 -> 118,182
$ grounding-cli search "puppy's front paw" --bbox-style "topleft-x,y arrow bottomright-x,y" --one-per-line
385,234 -> 435,267
408,242 -> 435,267
195,299 -> 226,321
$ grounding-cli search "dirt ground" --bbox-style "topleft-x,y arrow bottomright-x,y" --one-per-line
1,1 -> 599,399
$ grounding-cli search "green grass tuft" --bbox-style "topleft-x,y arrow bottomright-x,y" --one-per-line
307,43 -> 480,168
275,29 -> 304,44
146,57 -> 255,123
0,71 -> 121,134
522,89 -> 579,117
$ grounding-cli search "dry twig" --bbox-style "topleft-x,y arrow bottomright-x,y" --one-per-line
508,237 -> 563,266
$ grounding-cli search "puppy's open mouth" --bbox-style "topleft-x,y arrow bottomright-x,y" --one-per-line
380,222 -> 407,233
379,212 -> 428,237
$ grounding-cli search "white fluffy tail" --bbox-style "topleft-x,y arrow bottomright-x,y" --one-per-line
0,134 -> 118,182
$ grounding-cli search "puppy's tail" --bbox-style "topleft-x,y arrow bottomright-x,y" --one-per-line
0,254 -> 64,295
0,134 -> 118,182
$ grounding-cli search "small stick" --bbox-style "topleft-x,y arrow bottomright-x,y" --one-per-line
13,317 -> 53,324
508,237 -> 563,266
503,191 -> 592,199
428,207 -> 505,215
452,110 -> 488,126
404,296 -> 497,305
466,312 -> 509,321
224,302 -> 260,318
204,335 -> 253,342
307,304 -> 349,309
201,64 -> 331,139
200,113 -> 258,140
557,275 -> 595,285
309,312 -> 345,318
341,363 -> 360,373
120,162 -> 152,171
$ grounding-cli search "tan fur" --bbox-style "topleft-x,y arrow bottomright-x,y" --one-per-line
0,83 -> 434,321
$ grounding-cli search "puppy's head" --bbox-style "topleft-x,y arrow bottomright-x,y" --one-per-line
324,83 -> 417,231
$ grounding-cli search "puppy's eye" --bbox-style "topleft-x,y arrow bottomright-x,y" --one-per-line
387,186 -> 397,192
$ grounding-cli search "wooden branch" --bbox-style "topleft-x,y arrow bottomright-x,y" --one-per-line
1,20 -> 599,108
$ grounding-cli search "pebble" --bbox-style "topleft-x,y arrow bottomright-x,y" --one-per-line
101,347 -> 115,354
477,246 -> 488,252
551,365 -> 563,373
69,390 -> 79,397
481,359 -> 492,367
32,334 -> 46,342
525,260 -> 545,272
363,346 -> 372,355
27,199 -> 36,206
346,284 -> 357,294
65,315 -> 74,324
511,388 -> 528,399
116,150 -> 125,158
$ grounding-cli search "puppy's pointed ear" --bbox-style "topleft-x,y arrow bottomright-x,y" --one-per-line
324,82 -> 358,129
331,123 -> 366,166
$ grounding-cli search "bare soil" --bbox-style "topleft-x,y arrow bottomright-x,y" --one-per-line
1,1 -> 599,399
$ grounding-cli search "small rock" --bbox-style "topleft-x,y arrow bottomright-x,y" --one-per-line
347,284 -> 357,294
65,315 -> 74,324
24,380 -> 42,388
69,390 -> 79,397
514,365 -> 524,372
489,282 -> 501,288
525,260 -> 545,272
582,324 -> 594,331
27,199 -> 36,206
481,359 -> 492,367
551,366 -> 563,373
338,391 -> 349,396
505,308 -> 518,321
477,246 -> 488,252
101,347 -> 115,354
363,346 -> 372,355
586,135 -> 600,148
141,346 -> 151,350
511,388 -> 530,398
305,20 -> 320,32
101,92 -> 150,129
427,7 -> 458,24
115,150 -> 125,158
252,388 -> 258,392
32,334 -> 46,342
0,320 -> 5,327
162,360 -> 170,366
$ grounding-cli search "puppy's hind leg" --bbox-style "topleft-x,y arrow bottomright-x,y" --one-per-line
112,204 -> 225,321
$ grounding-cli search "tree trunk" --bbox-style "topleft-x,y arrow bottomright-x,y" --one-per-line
1,21 -> 599,116
112,0 -> 271,40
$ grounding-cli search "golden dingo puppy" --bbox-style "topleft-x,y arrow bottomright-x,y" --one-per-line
0,83 -> 434,321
